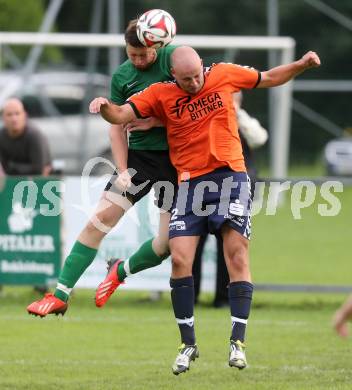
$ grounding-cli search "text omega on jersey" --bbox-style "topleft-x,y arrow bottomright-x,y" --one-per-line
187,92 -> 223,121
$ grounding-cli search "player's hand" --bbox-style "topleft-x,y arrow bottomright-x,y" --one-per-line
114,169 -> 132,191
89,97 -> 110,114
300,51 -> 321,69
124,117 -> 162,132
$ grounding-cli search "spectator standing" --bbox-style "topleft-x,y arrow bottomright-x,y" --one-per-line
0,98 -> 52,177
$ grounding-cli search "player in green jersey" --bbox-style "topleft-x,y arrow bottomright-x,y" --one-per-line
27,19 -> 177,317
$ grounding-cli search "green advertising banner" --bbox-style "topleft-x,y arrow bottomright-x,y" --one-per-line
0,177 -> 62,285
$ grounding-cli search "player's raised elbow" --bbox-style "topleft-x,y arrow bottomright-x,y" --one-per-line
101,105 -> 124,124
102,104 -> 135,125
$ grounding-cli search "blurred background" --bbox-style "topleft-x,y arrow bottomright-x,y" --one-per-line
0,0 -> 351,176
1,2 -> 352,388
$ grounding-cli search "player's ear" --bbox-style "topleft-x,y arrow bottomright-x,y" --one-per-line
171,67 -> 176,77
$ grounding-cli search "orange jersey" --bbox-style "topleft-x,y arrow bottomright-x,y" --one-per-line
129,63 -> 260,181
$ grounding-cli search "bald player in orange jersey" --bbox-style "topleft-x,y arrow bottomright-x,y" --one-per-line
90,46 -> 320,374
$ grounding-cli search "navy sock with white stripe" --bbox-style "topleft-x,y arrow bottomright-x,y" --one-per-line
170,276 -> 195,345
229,281 -> 253,342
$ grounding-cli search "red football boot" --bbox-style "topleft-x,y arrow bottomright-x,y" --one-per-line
27,293 -> 68,317
95,259 -> 124,307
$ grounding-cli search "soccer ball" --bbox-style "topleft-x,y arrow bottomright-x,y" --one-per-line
136,9 -> 176,49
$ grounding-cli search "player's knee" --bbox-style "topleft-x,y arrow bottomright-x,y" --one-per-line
83,220 -> 106,238
226,241 -> 249,273
171,249 -> 192,272
95,210 -> 117,229
84,211 -> 116,237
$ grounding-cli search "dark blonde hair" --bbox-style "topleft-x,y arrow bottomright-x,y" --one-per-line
124,19 -> 144,48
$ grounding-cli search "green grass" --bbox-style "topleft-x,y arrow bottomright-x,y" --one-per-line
259,162 -> 326,178
0,289 -> 351,390
251,186 -> 352,285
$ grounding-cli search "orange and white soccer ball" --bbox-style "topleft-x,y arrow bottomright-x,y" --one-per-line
136,9 -> 176,49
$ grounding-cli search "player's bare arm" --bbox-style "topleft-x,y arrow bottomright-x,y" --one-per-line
258,51 -> 321,88
110,124 -> 128,171
109,124 -> 132,189
89,97 -> 136,124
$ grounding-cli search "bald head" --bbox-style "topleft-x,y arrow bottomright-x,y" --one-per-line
171,46 -> 202,71
171,46 -> 204,95
3,98 -> 25,113
2,98 -> 27,137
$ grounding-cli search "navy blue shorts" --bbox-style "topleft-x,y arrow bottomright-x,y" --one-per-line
169,168 -> 252,240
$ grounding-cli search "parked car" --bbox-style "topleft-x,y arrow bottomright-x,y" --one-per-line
324,137 -> 352,176
0,71 -> 113,175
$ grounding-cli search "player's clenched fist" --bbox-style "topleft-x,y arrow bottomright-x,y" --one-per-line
300,51 -> 321,69
89,97 -> 110,113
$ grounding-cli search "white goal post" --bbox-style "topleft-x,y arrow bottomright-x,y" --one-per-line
0,32 -> 295,178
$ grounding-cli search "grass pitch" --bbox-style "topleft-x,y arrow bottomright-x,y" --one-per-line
0,289 -> 351,390
250,185 -> 352,285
